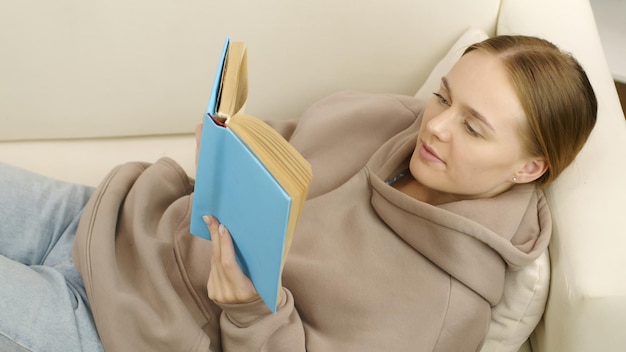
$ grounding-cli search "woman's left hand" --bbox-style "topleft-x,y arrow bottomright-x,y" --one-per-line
204,215 -> 260,305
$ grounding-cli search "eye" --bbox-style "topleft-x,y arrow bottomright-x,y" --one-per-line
432,92 -> 451,107
463,120 -> 481,138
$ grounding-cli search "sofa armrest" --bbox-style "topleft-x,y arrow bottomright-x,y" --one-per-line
498,0 -> 626,351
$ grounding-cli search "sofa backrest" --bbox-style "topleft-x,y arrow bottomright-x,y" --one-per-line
1,0 -> 500,142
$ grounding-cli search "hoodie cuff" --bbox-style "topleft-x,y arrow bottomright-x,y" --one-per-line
216,288 -> 290,327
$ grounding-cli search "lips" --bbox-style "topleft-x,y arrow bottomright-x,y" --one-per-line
419,142 -> 445,164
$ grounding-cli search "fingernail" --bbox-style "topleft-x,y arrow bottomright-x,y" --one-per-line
203,215 -> 213,226
218,224 -> 226,236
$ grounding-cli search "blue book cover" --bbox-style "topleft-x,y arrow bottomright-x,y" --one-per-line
190,39 -> 299,314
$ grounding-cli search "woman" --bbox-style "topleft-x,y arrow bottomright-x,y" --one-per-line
0,35 -> 596,351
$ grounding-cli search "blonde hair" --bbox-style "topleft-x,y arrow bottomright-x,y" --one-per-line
464,35 -> 597,188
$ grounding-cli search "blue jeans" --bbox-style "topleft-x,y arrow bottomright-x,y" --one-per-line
0,163 -> 103,352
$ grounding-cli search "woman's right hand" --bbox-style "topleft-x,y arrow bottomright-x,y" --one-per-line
204,215 -> 261,305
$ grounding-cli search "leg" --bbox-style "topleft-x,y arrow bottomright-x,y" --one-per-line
0,163 -> 93,265
0,256 -> 103,351
0,163 -> 102,351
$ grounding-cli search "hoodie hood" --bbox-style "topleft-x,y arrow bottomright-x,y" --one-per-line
367,118 -> 551,306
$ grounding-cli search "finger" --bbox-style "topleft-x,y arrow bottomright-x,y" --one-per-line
216,223 -> 238,269
207,262 -> 225,300
203,215 -> 221,260
215,224 -> 260,303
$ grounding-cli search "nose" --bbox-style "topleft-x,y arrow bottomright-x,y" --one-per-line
426,109 -> 454,142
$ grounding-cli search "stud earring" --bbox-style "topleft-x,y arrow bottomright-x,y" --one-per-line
512,177 -> 518,182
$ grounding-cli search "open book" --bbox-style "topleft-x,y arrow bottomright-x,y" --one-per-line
190,38 -> 312,313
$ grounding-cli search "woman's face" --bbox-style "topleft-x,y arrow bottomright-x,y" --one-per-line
410,51 -> 546,200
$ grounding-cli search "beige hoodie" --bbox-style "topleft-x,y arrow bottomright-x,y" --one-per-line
73,92 -> 550,351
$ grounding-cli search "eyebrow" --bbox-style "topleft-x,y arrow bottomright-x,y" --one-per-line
441,77 -> 495,132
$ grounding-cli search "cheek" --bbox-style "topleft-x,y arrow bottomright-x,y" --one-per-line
460,148 -> 520,181
449,144 -> 503,174
448,149 -> 480,180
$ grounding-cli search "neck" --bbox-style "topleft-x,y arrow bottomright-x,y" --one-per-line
391,174 -> 459,205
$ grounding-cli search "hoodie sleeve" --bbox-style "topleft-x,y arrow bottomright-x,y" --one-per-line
263,119 -> 300,141
216,289 -> 306,351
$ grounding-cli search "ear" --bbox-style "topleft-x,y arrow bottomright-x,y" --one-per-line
514,157 -> 548,184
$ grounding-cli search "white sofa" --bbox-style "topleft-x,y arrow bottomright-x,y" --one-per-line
1,0 -> 625,351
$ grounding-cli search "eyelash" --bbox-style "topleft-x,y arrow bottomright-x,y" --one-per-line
432,92 -> 481,138
432,92 -> 450,106
463,121 -> 481,137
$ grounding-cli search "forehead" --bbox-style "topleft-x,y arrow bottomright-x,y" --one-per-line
445,51 -> 527,132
